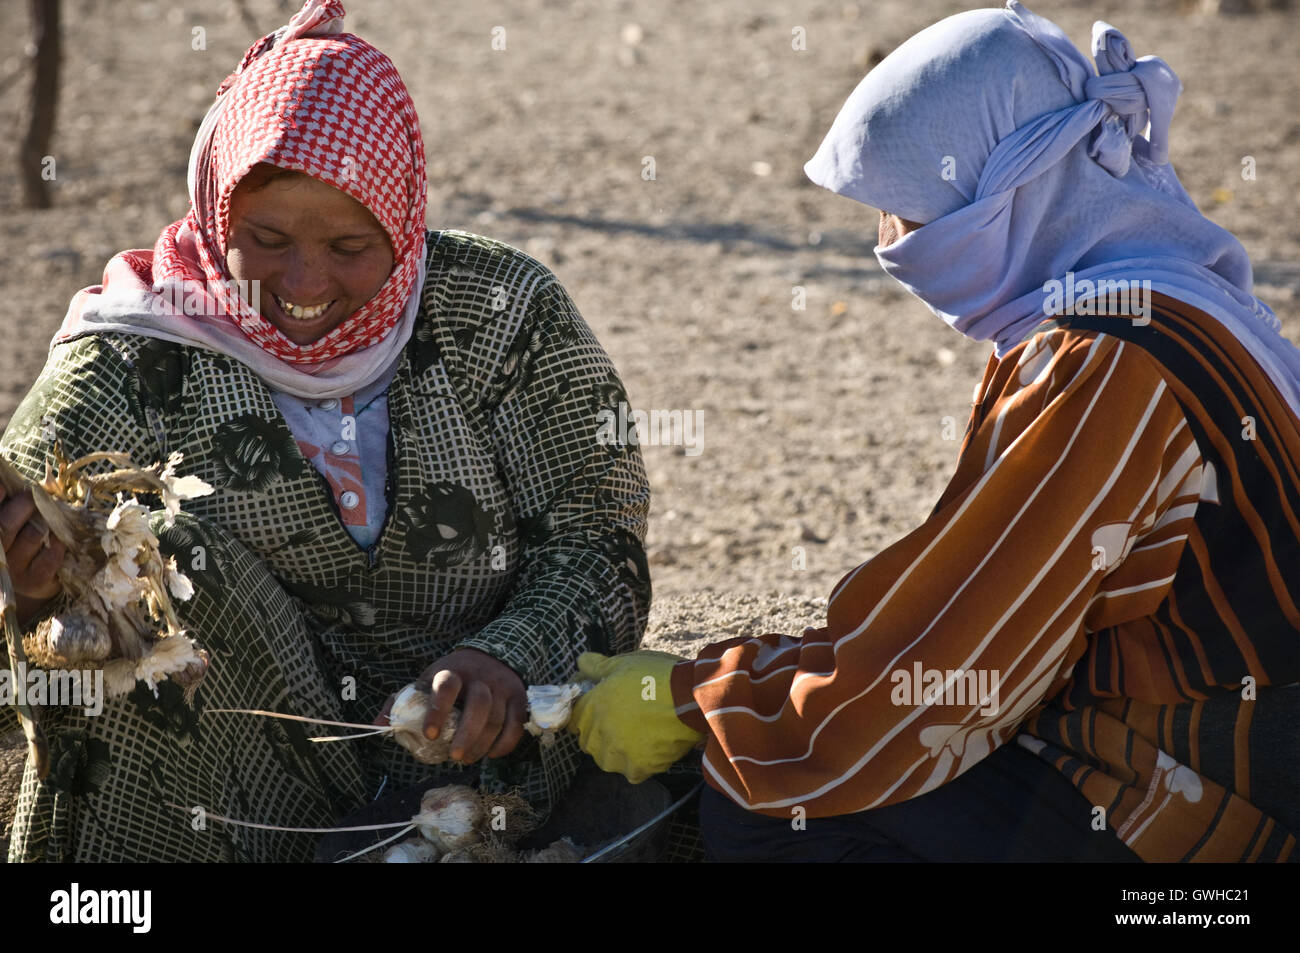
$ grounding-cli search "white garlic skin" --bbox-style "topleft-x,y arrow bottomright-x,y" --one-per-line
413,784 -> 483,852
389,683 -> 458,764
389,684 -> 431,727
523,681 -> 592,740
382,838 -> 441,863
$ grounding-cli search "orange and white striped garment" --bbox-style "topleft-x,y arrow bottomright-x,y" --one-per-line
671,294 -> 1298,862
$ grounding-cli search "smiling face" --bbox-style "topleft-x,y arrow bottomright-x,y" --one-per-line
225,165 -> 395,346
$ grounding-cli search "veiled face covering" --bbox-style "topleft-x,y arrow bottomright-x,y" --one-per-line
803,2 -> 1300,420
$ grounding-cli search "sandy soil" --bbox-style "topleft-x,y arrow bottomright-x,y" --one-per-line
1,0 -> 1297,853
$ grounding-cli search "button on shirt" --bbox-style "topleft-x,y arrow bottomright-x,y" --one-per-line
271,358 -> 399,548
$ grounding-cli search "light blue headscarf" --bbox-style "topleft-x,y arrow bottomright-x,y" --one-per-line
805,1 -> 1300,419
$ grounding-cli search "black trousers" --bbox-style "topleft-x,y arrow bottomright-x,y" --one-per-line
699,741 -> 1143,862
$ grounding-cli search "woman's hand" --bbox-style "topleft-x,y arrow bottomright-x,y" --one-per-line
0,484 -> 66,619
379,648 -> 528,763
568,651 -> 703,783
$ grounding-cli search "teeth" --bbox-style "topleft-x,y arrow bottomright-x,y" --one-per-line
274,295 -> 333,320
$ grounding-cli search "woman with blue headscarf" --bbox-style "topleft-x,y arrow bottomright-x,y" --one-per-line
568,2 -> 1300,861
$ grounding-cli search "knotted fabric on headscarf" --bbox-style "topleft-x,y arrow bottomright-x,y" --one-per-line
804,1 -> 1300,421
58,0 -> 428,398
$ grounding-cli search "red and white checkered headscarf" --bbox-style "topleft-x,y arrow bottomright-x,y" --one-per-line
155,0 -> 428,364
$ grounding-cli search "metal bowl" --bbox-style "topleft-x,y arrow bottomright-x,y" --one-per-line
314,762 -> 689,863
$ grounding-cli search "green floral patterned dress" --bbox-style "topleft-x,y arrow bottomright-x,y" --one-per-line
0,230 -> 651,862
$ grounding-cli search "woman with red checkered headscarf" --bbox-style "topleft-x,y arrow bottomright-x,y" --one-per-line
0,0 -> 650,861
66,0 -> 428,388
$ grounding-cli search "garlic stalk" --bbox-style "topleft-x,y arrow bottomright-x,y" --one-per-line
205,674 -> 593,772
0,478 -> 47,778
181,783 -> 586,863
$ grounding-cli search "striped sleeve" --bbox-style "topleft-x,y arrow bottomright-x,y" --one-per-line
671,330 -> 1204,818
1019,295 -> 1300,862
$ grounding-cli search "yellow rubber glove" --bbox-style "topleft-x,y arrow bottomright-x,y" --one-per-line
568,650 -> 704,783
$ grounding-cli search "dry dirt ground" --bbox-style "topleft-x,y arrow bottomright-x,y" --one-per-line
0,0 -> 1297,854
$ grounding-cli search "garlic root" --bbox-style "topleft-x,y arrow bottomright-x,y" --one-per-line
402,783 -> 584,863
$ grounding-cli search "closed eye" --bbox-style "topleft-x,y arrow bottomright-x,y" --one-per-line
252,232 -> 288,250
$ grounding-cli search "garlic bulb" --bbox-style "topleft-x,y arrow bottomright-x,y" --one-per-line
523,680 -> 592,746
382,838 -> 440,863
375,784 -> 581,864
413,785 -> 483,852
23,612 -> 112,668
388,683 -> 459,764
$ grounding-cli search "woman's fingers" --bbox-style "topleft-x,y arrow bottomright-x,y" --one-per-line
426,668 -> 464,741
487,694 -> 527,760
13,525 -> 63,598
0,493 -> 65,600
25,536 -> 66,589
451,679 -> 505,763
473,688 -> 508,764
0,491 -> 36,552
406,650 -> 530,762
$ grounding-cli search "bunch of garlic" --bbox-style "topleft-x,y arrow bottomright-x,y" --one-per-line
374,783 -> 587,864
1,447 -> 214,700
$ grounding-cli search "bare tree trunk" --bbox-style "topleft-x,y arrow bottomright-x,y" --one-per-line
19,0 -> 61,210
